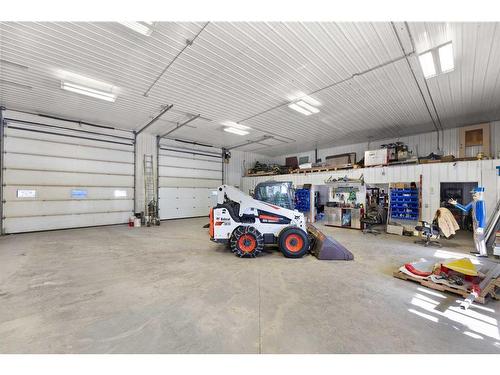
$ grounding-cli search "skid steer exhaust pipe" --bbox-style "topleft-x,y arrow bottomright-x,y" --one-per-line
307,224 -> 354,261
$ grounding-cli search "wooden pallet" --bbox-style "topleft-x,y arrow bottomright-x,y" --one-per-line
393,270 -> 500,304
363,164 -> 387,168
245,171 -> 278,177
291,164 -> 354,174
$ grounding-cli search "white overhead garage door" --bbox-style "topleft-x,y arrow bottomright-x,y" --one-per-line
158,142 -> 222,220
1,113 -> 135,233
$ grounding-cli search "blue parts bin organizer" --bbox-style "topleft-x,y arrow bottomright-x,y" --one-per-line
390,188 -> 419,220
295,189 -> 310,212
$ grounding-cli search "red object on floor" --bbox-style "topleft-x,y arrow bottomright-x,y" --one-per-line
404,263 -> 432,277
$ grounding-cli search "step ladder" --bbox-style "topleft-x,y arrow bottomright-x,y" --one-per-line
143,154 -> 160,226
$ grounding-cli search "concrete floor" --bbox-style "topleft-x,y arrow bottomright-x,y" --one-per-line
0,218 -> 499,354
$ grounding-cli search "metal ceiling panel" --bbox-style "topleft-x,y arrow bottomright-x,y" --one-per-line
407,22 -> 500,129
2,21 -> 500,157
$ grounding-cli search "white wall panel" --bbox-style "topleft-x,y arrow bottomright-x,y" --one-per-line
243,159 -> 500,224
224,149 -> 280,188
492,121 -> 500,158
275,122 -> 499,166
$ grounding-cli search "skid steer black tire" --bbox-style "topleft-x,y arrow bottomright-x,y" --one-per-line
230,226 -> 264,258
279,227 -> 309,258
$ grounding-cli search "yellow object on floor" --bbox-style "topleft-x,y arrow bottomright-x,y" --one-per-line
444,258 -> 478,276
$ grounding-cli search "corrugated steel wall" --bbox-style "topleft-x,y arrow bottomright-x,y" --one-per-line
276,122 -> 500,164
493,121 -> 500,159
242,159 -> 500,223
224,150 -> 280,188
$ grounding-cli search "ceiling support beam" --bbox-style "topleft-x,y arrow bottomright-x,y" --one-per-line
391,22 -> 443,151
159,114 -> 201,138
404,22 -> 445,149
236,30 -> 417,127
136,104 -> 173,135
226,135 -> 273,150
143,22 -> 210,97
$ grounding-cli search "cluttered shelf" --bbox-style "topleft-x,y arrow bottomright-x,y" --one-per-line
244,142 -> 494,178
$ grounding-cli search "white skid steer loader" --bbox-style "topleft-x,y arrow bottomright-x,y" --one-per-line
209,185 -> 354,260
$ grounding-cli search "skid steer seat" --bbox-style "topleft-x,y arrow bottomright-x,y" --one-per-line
414,220 -> 442,248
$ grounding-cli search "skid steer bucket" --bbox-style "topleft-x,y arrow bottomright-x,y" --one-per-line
307,224 -> 354,260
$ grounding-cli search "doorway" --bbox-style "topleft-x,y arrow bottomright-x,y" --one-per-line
440,182 -> 477,231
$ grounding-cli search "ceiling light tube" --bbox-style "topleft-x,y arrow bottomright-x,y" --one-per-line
224,127 -> 249,136
288,103 -> 312,116
119,22 -> 154,36
296,100 -> 320,114
438,42 -> 454,73
221,121 -> 250,130
61,81 -> 116,102
300,95 -> 321,107
418,51 -> 437,79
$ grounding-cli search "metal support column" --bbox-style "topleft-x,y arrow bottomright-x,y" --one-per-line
133,131 -> 137,214
156,135 -> 161,220
0,107 -> 5,235
221,148 -> 226,184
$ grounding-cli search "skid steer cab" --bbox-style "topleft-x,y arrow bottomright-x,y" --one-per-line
209,185 -> 354,261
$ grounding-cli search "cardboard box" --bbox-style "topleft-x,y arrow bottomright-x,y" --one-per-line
364,149 -> 389,166
386,224 -> 404,236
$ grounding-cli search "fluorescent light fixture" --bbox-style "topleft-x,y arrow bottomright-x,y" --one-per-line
221,121 -> 250,130
288,103 -> 312,116
224,127 -> 249,136
61,81 -> 117,102
418,51 -> 436,78
296,100 -> 320,114
119,22 -> 154,36
419,41 -> 454,79
300,95 -> 321,107
438,42 -> 454,73
288,99 -> 321,116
